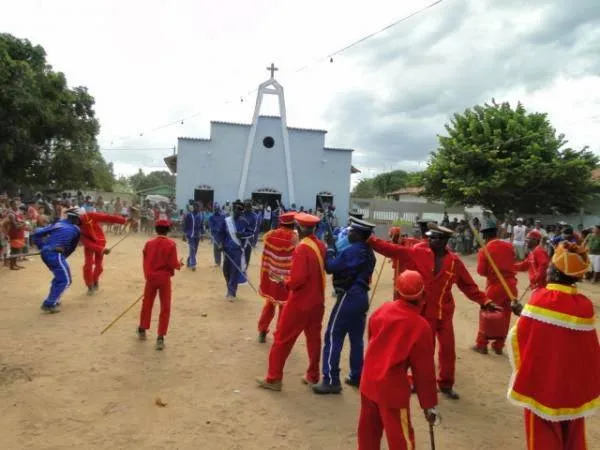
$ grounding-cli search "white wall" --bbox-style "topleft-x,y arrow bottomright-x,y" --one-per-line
175,116 -> 351,222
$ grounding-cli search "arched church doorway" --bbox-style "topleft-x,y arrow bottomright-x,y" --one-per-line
252,188 -> 282,209
316,191 -> 334,211
193,185 -> 214,208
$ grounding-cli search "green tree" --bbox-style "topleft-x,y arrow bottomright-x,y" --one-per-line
422,100 -> 598,216
351,170 -> 424,198
0,33 -> 114,192
351,178 -> 376,198
128,169 -> 175,192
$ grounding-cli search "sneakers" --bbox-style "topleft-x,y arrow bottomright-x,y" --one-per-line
87,287 -> 94,296
93,283 -> 99,291
312,382 -> 342,395
440,387 -> 460,400
258,332 -> 267,343
256,378 -> 282,391
40,304 -> 60,314
137,327 -> 147,341
155,336 -> 165,351
344,377 -> 360,388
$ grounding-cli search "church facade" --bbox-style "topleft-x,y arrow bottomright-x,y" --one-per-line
165,65 -> 354,221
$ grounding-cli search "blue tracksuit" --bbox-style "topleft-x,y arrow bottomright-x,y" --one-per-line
321,241 -> 376,385
184,211 -> 204,268
215,215 -> 254,297
32,220 -> 81,307
242,210 -> 258,266
208,210 -> 225,266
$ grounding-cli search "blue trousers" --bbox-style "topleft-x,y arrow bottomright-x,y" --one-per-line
41,252 -> 72,307
186,236 -> 200,268
222,248 -> 245,297
322,288 -> 368,385
244,243 -> 253,267
213,242 -> 222,266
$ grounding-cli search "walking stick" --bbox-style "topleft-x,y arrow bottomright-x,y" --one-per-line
100,294 -> 144,335
8,251 -> 41,259
368,257 -> 386,306
429,422 -> 436,450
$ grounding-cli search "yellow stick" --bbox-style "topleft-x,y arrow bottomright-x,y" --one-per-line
100,294 -> 144,335
369,257 -> 386,306
468,221 -> 517,303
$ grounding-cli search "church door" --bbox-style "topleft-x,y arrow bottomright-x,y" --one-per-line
252,188 -> 282,209
315,191 -> 334,211
194,185 -> 214,209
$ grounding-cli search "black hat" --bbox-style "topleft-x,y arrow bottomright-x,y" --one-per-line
349,217 -> 376,233
425,222 -> 454,237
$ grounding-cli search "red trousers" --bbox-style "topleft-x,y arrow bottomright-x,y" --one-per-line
427,317 -> 455,389
358,394 -> 415,450
139,278 -> 171,336
524,409 -> 588,450
476,283 -> 516,351
266,302 -> 324,383
83,247 -> 104,288
257,300 -> 283,334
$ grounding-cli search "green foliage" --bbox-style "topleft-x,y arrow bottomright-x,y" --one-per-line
128,169 -> 175,192
422,100 -> 599,216
352,170 -> 424,198
0,33 -> 115,192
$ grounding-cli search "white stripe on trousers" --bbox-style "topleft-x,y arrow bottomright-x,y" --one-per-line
55,254 -> 71,304
326,292 -> 347,385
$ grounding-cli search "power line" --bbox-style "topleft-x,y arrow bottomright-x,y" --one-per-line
108,0 -> 446,143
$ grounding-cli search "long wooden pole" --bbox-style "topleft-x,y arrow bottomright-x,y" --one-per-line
369,257 -> 386,306
100,294 -> 144,335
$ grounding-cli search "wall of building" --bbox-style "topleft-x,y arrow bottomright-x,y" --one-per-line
176,116 -> 351,222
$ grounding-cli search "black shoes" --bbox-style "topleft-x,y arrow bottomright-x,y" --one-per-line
440,387 -> 460,400
258,332 -> 267,343
312,383 -> 342,395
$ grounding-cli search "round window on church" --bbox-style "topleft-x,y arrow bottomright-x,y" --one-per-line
263,136 -> 275,148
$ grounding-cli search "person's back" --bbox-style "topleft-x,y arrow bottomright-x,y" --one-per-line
478,238 -> 516,284
286,235 -> 326,310
143,236 -> 179,280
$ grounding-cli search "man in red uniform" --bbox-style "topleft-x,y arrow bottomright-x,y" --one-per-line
474,222 -> 518,355
257,213 -> 326,391
507,242 -> 600,449
368,223 -> 497,399
388,226 -> 421,282
358,270 -> 438,450
514,230 -> 549,291
257,211 -> 298,343
137,219 -> 183,350
78,208 -> 128,295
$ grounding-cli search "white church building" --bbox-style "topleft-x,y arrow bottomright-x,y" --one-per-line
164,64 -> 357,222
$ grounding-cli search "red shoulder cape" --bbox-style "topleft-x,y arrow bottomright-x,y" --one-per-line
259,228 -> 297,303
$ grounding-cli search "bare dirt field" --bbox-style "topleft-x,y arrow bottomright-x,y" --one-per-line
1,234 -> 599,450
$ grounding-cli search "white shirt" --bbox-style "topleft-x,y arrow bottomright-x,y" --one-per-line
535,226 -> 548,238
264,207 -> 271,220
513,225 -> 527,245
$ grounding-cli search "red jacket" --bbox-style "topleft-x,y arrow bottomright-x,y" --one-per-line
143,235 -> 182,280
477,239 -> 517,303
80,212 -> 127,252
369,236 -> 489,321
284,235 -> 326,311
361,300 -> 437,409
514,245 -> 549,290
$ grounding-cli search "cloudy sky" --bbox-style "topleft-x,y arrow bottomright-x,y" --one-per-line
2,0 -> 599,183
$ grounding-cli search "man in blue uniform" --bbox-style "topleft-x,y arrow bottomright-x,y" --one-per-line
313,217 -> 377,394
32,208 -> 81,313
242,199 -> 258,267
208,204 -> 225,267
215,200 -> 254,299
183,202 -> 204,271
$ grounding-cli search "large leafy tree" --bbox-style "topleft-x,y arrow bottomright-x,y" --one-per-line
0,33 -> 115,193
351,170 -> 424,198
128,169 -> 175,192
422,100 -> 598,216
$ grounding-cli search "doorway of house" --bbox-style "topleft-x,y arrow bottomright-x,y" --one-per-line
194,185 -> 214,209
315,191 -> 334,211
252,188 -> 282,209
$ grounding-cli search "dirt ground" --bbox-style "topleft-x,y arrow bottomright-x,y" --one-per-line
1,234 -> 599,450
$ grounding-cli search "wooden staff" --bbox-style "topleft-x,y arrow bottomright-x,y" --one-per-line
100,294 -> 144,335
368,257 -> 386,306
429,422 -> 436,450
8,251 -> 41,259
108,233 -> 130,251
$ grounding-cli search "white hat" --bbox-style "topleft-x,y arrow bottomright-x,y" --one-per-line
517,217 -> 524,222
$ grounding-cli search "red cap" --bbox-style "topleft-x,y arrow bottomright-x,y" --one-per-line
279,212 -> 296,225
155,219 -> 171,227
527,230 -> 542,240
395,270 -> 425,301
295,212 -> 320,227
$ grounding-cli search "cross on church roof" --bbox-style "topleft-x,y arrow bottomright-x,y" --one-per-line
267,63 -> 278,79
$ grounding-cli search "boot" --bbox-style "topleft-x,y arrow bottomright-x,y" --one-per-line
312,382 -> 342,395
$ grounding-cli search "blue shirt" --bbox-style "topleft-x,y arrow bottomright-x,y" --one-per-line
215,214 -> 254,251
184,211 -> 204,238
208,211 -> 225,238
326,241 -> 376,291
32,220 -> 81,257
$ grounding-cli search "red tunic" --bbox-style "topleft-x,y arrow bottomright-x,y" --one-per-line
507,283 -> 600,421
143,235 -> 182,280
361,300 -> 437,409
513,245 -> 549,290
80,212 -> 127,252
259,227 -> 298,304
477,239 -> 517,303
369,236 -> 488,321
284,235 -> 326,311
